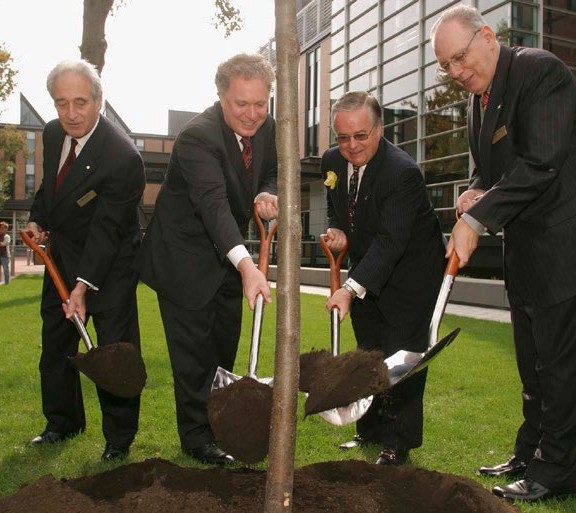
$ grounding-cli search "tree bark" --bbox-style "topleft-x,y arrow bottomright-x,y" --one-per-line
80,0 -> 115,74
264,1 -> 301,512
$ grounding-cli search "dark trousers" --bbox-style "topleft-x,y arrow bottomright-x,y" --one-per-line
39,289 -> 141,447
509,292 -> 576,490
350,296 -> 428,450
158,265 -> 243,451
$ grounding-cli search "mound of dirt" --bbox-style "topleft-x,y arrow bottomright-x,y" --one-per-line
0,458 -> 521,513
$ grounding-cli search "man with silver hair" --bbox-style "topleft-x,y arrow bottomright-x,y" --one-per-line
432,4 -> 576,502
136,53 -> 278,465
26,59 -> 145,462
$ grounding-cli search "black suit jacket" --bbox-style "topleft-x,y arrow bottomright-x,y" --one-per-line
29,115 -> 145,312
466,45 -> 576,306
136,102 -> 277,309
322,138 -> 445,347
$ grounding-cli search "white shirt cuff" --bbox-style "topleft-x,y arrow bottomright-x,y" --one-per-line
461,213 -> 487,235
227,244 -> 251,269
77,277 -> 99,292
345,278 -> 366,299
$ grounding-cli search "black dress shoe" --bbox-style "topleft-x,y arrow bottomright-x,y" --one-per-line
339,435 -> 366,450
30,431 -> 78,445
101,443 -> 130,462
477,455 -> 527,478
493,478 -> 553,502
185,442 -> 234,465
375,447 -> 408,466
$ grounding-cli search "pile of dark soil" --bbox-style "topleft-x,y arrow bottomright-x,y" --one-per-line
0,458 -> 521,513
300,349 -> 389,415
208,376 -> 273,464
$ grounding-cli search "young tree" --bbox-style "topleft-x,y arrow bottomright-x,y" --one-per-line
0,125 -> 27,209
0,43 -> 18,113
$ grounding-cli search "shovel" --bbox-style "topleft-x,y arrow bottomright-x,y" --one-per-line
207,206 -> 277,464
21,230 -> 146,399
211,205 -> 277,390
385,252 -> 461,386
300,235 -> 387,426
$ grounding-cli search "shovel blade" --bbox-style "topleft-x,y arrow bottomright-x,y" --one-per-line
211,366 -> 274,391
317,395 -> 374,426
69,342 -> 146,399
387,328 -> 460,386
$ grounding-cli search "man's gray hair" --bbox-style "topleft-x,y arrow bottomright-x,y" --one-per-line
215,53 -> 275,95
331,91 -> 382,127
46,60 -> 102,101
430,4 -> 486,39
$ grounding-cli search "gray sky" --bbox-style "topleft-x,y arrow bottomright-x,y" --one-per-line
0,0 -> 275,134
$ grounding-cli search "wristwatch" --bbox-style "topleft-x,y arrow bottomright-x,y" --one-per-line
342,282 -> 357,299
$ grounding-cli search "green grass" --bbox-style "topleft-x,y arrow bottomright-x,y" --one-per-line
1,275 -> 575,512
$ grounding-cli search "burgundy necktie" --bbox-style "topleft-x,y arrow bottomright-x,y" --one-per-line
481,90 -> 490,111
54,138 -> 78,192
241,137 -> 252,172
348,165 -> 360,230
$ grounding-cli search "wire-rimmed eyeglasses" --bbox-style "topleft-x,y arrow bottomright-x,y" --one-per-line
436,28 -> 481,77
335,123 -> 378,144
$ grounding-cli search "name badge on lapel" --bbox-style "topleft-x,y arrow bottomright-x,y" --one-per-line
77,190 -> 98,207
492,125 -> 507,144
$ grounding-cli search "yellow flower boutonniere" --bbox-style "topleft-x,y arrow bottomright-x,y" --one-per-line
324,170 -> 338,190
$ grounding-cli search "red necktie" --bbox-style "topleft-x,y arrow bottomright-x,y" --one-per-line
481,90 -> 490,111
241,137 -> 252,172
54,138 -> 78,192
348,166 -> 360,230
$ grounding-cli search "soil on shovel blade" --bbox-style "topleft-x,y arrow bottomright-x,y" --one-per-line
300,349 -> 390,415
70,342 -> 147,399
0,457 -> 522,513
208,376 -> 273,464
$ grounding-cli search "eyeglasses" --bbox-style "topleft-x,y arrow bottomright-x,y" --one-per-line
335,123 -> 378,144
436,28 -> 481,76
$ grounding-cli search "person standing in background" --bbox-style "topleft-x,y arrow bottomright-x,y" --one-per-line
0,221 -> 11,285
135,53 -> 278,466
431,5 -> 576,502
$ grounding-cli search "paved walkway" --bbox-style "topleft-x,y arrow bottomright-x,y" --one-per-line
6,256 -> 511,323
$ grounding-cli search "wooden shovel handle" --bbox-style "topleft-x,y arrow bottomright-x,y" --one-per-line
319,234 -> 348,295
20,230 -> 70,302
253,203 -> 278,278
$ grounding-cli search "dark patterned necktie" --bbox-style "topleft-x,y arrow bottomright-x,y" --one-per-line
54,138 -> 78,192
348,165 -> 360,230
481,90 -> 490,111
241,137 -> 252,172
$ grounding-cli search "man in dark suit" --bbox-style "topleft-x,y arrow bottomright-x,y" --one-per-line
323,91 -> 445,466
432,5 -> 576,502
26,60 -> 145,461
136,53 -> 277,465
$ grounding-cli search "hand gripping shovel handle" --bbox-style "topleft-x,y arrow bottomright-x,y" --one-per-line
319,235 -> 348,356
20,231 -> 94,351
248,204 -> 278,378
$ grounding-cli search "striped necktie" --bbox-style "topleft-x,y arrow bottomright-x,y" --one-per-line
348,165 -> 360,230
54,138 -> 78,192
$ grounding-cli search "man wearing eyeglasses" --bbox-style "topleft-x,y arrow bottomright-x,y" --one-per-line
322,91 -> 446,466
432,5 -> 576,502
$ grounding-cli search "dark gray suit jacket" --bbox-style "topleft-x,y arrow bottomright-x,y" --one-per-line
136,102 -> 277,309
467,45 -> 576,307
322,138 -> 445,349
29,115 -> 145,312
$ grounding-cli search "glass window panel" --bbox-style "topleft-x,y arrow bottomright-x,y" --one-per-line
397,141 -> 417,160
383,48 -> 418,83
384,0 -> 417,19
331,66 -> 345,87
483,5 -> 511,40
350,0 -> 375,19
421,145 -> 469,183
382,71 -> 418,103
349,48 -> 378,78
544,36 -> 576,68
332,9 -> 345,31
349,26 -> 378,56
382,27 -> 419,60
331,27 -> 346,50
425,0 -> 454,16
422,82 -> 469,113
349,6 -> 377,40
510,31 -> 538,47
332,47 -> 345,68
383,3 -> 419,39
543,9 -> 576,39
349,72 -> 372,91
384,117 -> 418,145
512,3 -> 537,31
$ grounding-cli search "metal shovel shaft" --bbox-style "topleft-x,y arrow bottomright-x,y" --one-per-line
248,293 -> 265,378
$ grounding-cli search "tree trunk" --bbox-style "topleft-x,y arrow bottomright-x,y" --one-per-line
80,0 -> 114,74
264,1 -> 301,512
